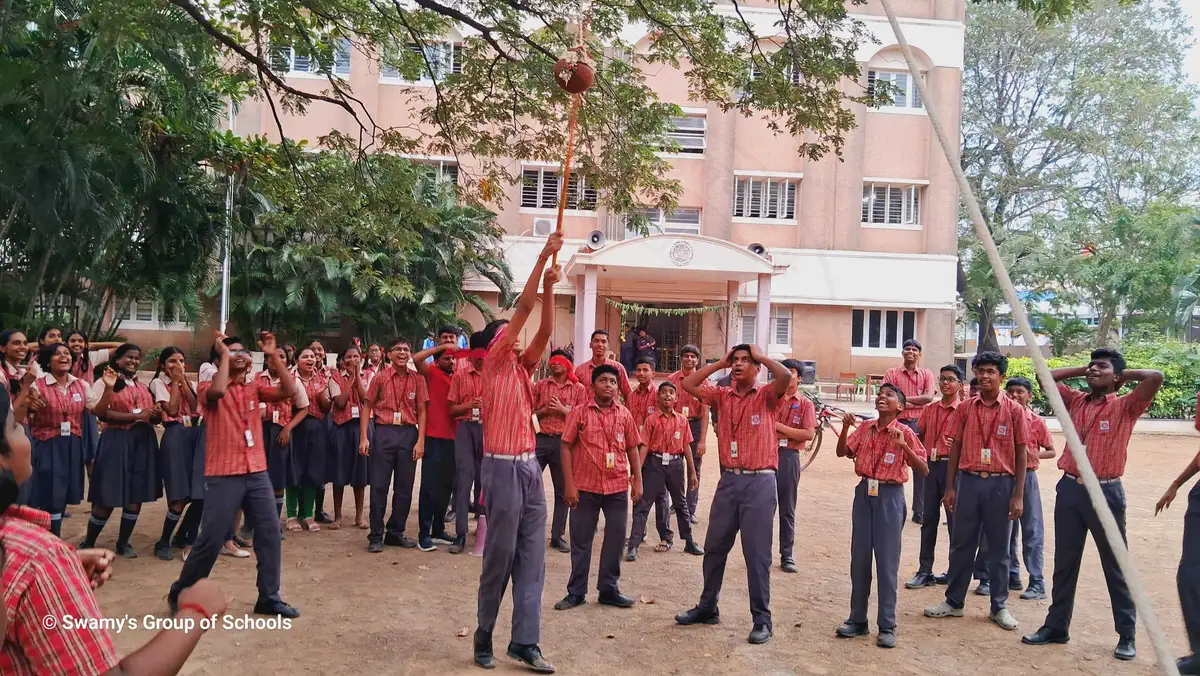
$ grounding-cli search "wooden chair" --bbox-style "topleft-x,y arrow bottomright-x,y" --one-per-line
866,373 -> 885,399
836,372 -> 858,401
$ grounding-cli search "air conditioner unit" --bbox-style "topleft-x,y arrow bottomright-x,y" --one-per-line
534,219 -> 554,236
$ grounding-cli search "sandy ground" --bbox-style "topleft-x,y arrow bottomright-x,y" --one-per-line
63,429 -> 1198,675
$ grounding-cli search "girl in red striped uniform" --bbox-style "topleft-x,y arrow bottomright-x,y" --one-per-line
0,330 -> 29,395
81,344 -> 161,557
330,345 -> 371,529
151,348 -> 200,560
25,343 -> 88,536
286,347 -> 333,531
259,346 -> 308,530
66,330 -> 99,468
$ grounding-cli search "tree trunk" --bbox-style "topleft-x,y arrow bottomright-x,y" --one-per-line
22,240 -> 57,322
976,301 -> 1000,353
1096,304 -> 1118,347
0,199 -> 21,244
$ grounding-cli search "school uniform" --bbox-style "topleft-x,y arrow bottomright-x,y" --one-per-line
150,376 -> 200,503
884,365 -> 935,519
532,376 -> 587,544
476,344 -> 545,647
287,372 -> 335,494
329,369 -> 372,490
1041,383 -> 1153,640
27,374 -> 88,532
626,382 -> 671,544
86,375 -> 160,508
629,409 -> 694,548
561,399 -> 641,598
942,394 -> 1030,614
775,390 -> 817,566
914,398 -> 959,576
667,369 -> 706,519
168,373 -> 288,610
256,372 -> 309,491
844,420 -> 926,631
418,365 -> 455,541
448,363 -> 485,541
365,365 -> 428,544
1179,480 -> 1200,663
689,381 -> 781,630
70,358 -> 100,464
1008,408 -> 1052,590
575,359 -> 632,400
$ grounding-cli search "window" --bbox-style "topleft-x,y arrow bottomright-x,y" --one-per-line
660,116 -> 705,155
520,168 -> 596,211
862,183 -> 921,226
867,70 -> 923,109
732,177 -> 798,221
116,299 -> 189,330
741,307 -> 792,346
750,60 -> 802,86
625,207 -> 701,237
271,39 -> 351,76
851,309 -> 916,355
420,160 -> 458,185
382,42 -> 462,83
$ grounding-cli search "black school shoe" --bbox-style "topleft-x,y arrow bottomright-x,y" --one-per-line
625,545 -> 639,562
553,594 -> 586,610
683,540 -> 704,555
748,624 -> 772,644
474,629 -> 495,669
877,630 -> 897,649
384,533 -> 417,548
597,590 -> 634,608
154,541 -> 173,561
1114,635 -> 1136,661
549,537 -> 570,553
905,572 -> 936,589
1022,625 -> 1070,646
1177,654 -> 1200,675
315,511 -> 334,524
254,597 -> 300,618
675,606 -> 720,625
367,540 -> 384,553
506,643 -> 555,673
835,621 -> 869,638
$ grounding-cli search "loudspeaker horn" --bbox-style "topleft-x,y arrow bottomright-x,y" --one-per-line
587,229 -> 608,250
747,242 -> 767,256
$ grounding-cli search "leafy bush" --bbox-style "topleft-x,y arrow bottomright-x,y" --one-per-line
1003,337 -> 1200,419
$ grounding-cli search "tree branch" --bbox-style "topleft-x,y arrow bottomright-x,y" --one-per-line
405,0 -> 518,62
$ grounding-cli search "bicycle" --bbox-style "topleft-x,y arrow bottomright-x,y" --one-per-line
799,390 -> 874,471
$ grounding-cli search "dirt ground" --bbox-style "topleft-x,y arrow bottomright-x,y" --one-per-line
66,429 -> 1197,675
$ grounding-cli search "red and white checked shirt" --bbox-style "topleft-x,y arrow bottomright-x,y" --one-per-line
667,369 -> 705,419
69,357 -> 94,384
29,374 -> 88,441
575,358 -> 632,399
331,369 -> 372,426
482,345 -> 537,455
87,377 -> 153,431
1023,407 -> 1054,470
884,365 -> 936,421
700,382 -> 781,470
775,391 -> 817,451
627,382 -> 658,428
204,377 -> 273,476
150,375 -> 197,424
0,506 -> 119,675
367,366 -> 428,426
296,371 -> 335,421
947,394 -> 1031,475
1056,383 -> 1154,480
845,419 -> 926,483
256,372 -> 308,427
562,400 -> 641,494
916,398 -> 960,461
533,377 -> 587,436
447,365 -> 486,423
641,409 -> 692,456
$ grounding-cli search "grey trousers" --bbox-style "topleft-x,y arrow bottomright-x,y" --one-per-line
1179,482 -> 1200,653
777,449 -> 801,561
698,471 -> 777,628
917,460 -> 952,574
1045,475 -> 1135,637
568,490 -> 628,596
1007,471 -> 1045,585
630,455 -> 692,545
900,419 -> 923,516
849,479 -> 906,630
685,418 -> 703,518
945,473 -> 1014,613
170,471 -> 281,603
477,455 -> 547,645
534,433 -> 568,542
368,424 -> 417,543
455,421 -> 484,540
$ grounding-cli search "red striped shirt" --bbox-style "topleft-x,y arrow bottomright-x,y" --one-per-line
1056,383 -> 1153,480
533,377 -> 587,436
69,357 -> 94,384
255,372 -> 306,427
947,394 -> 1031,475
447,366 -> 486,423
627,383 -> 658,428
295,371 -> 332,420
481,345 -> 536,455
562,400 -> 641,494
845,419 -> 926,483
775,391 -> 817,451
575,359 -> 632,399
0,506 -> 119,675
423,368 -> 455,440
366,366 -> 428,426
203,377 -> 270,477
884,365 -> 935,421
88,378 -> 153,431
667,369 -> 705,419
916,398 -> 960,461
641,409 -> 692,455
331,370 -> 371,426
29,375 -> 88,441
700,382 -> 781,470
1023,408 -> 1054,470
149,376 -> 197,425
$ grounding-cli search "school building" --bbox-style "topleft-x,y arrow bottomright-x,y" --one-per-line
124,0 -> 964,377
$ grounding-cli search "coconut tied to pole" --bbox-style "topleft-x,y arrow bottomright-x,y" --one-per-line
553,46 -> 595,94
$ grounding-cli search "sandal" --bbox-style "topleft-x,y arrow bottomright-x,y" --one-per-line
655,540 -> 673,553
285,518 -> 303,532
327,518 -> 341,531
356,518 -> 369,530
302,518 -> 320,532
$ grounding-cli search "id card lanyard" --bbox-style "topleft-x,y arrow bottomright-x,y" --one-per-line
973,399 -> 1001,466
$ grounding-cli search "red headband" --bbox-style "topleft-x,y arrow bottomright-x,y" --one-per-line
453,348 -> 487,360
548,355 -> 577,382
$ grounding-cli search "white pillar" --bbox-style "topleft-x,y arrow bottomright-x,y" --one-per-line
574,266 -> 598,366
756,273 -> 772,382
726,280 -> 740,353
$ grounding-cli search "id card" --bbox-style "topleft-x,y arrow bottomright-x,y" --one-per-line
393,411 -> 403,425
867,479 -> 879,497
244,430 -> 255,448
930,448 -> 938,461
681,406 -> 690,417
730,441 -> 739,458
182,416 -> 192,428
981,447 -> 992,465
884,452 -> 896,465
59,421 -> 71,437
605,452 -> 616,469
778,438 -> 788,447
132,408 -> 143,415
661,453 -> 670,466
272,410 -> 280,424
472,407 -> 480,422
351,406 -> 360,418
674,430 -> 682,440
71,392 -> 82,403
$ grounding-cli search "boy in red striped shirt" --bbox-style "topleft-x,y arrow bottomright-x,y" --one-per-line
906,364 -> 963,589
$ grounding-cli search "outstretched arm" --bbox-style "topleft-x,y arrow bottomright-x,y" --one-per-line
522,264 -> 562,369
496,233 -> 562,355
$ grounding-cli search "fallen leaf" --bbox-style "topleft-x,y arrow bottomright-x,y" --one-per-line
793,622 -> 803,628
606,634 -> 615,639
456,627 -> 470,637
638,596 -> 655,604
418,565 -> 431,571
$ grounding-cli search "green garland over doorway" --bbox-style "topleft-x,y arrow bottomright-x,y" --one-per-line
605,298 -> 737,317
